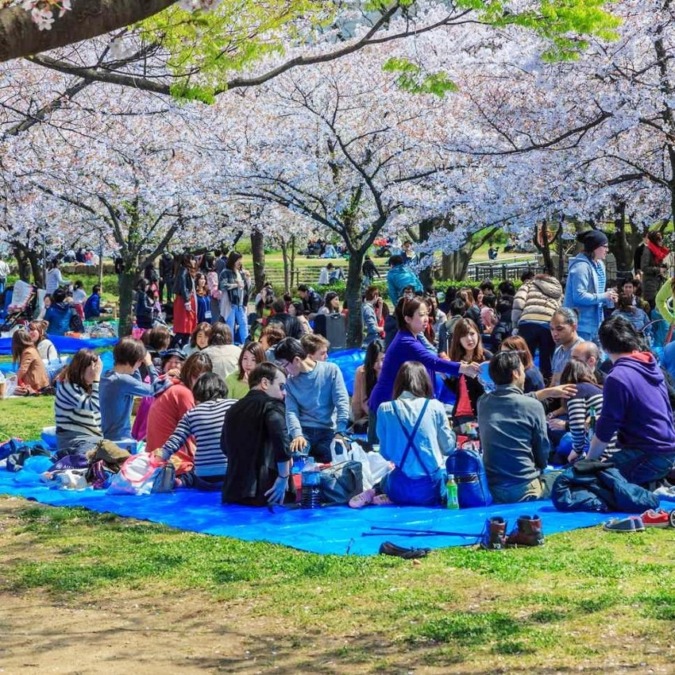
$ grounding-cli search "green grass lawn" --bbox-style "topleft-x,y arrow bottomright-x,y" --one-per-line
0,397 -> 673,671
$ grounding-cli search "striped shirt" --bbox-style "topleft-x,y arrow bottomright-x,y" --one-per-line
160,398 -> 236,477
54,380 -> 102,448
567,383 -> 616,457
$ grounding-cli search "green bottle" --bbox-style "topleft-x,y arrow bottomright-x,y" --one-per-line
446,474 -> 459,510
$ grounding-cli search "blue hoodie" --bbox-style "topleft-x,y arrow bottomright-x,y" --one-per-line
596,353 -> 675,455
386,264 -> 423,303
563,253 -> 611,339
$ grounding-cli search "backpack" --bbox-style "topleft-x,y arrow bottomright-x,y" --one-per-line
445,447 -> 493,508
69,312 -> 84,333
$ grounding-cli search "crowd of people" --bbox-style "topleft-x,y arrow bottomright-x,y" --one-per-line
3,227 -> 675,514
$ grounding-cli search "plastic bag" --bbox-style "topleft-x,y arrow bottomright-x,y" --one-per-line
107,453 -> 168,496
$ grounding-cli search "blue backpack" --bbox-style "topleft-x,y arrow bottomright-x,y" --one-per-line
446,448 -> 493,508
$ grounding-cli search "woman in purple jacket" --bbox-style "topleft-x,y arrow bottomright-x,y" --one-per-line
368,297 -> 480,443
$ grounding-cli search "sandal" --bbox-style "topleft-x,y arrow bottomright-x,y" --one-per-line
349,488 -> 376,508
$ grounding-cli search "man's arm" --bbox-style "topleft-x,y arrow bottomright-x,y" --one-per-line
531,403 -> 551,470
331,366 -> 350,434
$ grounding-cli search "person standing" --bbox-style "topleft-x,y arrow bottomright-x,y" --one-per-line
159,252 -> 175,305
386,255 -> 423,304
219,251 -> 251,344
512,273 -> 562,382
46,260 -> 69,296
640,231 -> 669,310
172,256 -> 198,347
563,230 -> 617,342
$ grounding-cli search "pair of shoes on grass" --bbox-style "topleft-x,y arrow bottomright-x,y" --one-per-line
604,508 -> 675,533
348,488 -> 393,508
378,541 -> 430,559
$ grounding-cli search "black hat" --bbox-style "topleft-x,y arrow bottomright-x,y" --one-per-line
160,348 -> 186,363
577,229 -> 608,253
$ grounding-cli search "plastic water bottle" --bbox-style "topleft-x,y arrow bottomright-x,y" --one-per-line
301,457 -> 321,509
446,474 -> 459,510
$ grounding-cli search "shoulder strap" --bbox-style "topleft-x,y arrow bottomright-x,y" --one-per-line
392,399 -> 434,476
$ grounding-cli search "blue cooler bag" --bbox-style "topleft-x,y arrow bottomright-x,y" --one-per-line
446,448 -> 493,507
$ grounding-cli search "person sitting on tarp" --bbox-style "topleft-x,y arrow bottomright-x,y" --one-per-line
156,372 -> 236,490
585,315 -> 675,487
44,288 -> 75,337
221,362 -> 295,506
349,361 -> 455,508
274,337 -> 349,463
54,349 -> 104,457
478,351 -> 556,504
301,334 -> 329,362
99,337 -> 158,442
84,284 -> 102,320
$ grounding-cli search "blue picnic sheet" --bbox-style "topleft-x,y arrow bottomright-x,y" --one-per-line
0,470 -> 671,556
0,334 -> 117,356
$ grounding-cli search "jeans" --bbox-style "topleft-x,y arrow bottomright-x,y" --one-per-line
303,426 -> 335,463
225,304 -> 249,345
610,448 -> 675,487
518,321 -> 556,381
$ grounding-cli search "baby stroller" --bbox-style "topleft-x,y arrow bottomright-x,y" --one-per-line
0,280 -> 37,332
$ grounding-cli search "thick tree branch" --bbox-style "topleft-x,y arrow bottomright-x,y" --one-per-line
0,0 -> 176,62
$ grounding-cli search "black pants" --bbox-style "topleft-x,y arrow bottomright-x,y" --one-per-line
518,321 -> 555,382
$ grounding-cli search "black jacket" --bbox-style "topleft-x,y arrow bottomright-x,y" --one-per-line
221,390 -> 294,505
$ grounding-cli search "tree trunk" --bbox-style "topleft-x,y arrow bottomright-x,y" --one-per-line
534,221 -> 555,276
289,235 -> 296,291
279,239 -> 289,293
11,243 -> 32,283
345,249 -> 366,348
117,264 -> 139,337
611,202 -> 632,272
440,247 -> 473,281
250,229 -> 265,292
0,0 -> 177,63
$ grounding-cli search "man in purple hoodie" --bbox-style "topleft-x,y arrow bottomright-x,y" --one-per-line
587,316 -> 675,485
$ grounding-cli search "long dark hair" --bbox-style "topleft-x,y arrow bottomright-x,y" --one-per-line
62,349 -> 98,392
449,318 -> 485,362
392,361 -> 433,400
364,339 -> 384,398
226,251 -> 242,271
394,296 -> 424,332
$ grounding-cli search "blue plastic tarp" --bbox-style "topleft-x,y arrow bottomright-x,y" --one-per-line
1,470 -> 670,556
0,334 -> 117,356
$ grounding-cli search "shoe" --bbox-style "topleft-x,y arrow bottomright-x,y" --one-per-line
506,515 -> 545,547
378,541 -> 430,559
349,488 -> 376,508
372,493 -> 393,506
641,509 -> 671,528
603,516 -> 645,533
480,516 -> 507,550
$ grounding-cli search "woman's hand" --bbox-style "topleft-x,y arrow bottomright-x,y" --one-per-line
459,362 -> 481,378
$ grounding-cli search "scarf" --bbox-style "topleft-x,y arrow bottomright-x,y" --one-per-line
647,239 -> 670,266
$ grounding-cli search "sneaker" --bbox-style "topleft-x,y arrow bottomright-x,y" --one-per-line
348,488 -> 376,508
603,516 -> 645,533
641,509 -> 671,528
372,493 -> 393,506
